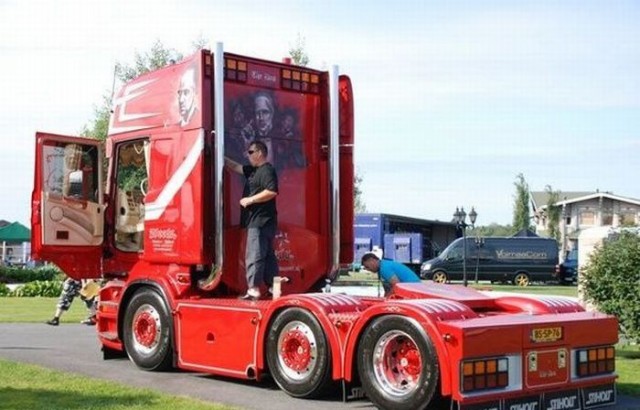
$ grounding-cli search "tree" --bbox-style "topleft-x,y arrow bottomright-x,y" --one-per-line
288,33 -> 310,67
545,185 -> 561,241
115,39 -> 183,82
470,223 -> 513,237
354,171 -> 366,213
582,231 -> 640,344
81,40 -> 183,141
512,173 -> 531,233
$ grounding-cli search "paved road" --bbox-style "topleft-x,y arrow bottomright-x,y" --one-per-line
0,324 -> 638,410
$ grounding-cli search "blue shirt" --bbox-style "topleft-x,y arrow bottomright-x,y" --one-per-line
378,259 -> 421,284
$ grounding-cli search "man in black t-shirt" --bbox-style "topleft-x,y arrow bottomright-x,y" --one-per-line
225,140 -> 278,300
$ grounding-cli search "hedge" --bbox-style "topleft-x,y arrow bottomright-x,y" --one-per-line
0,266 -> 62,284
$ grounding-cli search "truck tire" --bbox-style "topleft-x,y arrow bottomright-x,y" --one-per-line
266,308 -> 332,398
357,315 -> 439,410
123,288 -> 173,371
513,272 -> 530,287
431,271 -> 448,283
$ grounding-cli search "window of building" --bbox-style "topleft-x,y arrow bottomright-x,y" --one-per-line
619,208 -> 638,226
579,209 -> 595,226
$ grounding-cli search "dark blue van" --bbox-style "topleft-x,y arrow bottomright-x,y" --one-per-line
555,249 -> 578,284
420,237 -> 559,286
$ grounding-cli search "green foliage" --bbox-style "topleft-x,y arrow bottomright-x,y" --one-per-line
0,283 -> 9,296
80,94 -> 111,141
116,39 -> 183,82
470,223 -> 514,237
354,170 -> 366,213
0,266 -> 61,284
10,281 -> 62,298
545,185 -> 562,241
512,173 -> 531,233
288,33 -> 310,67
581,232 -> 640,344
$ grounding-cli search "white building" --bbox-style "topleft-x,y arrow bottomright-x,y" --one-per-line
530,191 -> 640,257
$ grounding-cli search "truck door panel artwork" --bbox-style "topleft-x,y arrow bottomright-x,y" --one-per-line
32,133 -> 104,279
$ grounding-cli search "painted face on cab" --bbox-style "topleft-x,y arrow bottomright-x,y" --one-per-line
254,95 -> 273,136
178,69 -> 196,123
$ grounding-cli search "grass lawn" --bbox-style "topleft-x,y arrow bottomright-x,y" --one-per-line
0,358 -> 233,410
0,297 -> 88,324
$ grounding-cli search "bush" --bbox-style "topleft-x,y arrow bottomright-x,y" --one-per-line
0,266 -> 62,284
0,283 -> 10,296
10,280 -> 62,297
581,231 -> 640,344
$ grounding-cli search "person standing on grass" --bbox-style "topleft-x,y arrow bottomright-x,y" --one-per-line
46,277 -> 98,326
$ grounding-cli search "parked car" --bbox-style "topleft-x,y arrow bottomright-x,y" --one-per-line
420,237 -> 559,286
555,248 -> 578,284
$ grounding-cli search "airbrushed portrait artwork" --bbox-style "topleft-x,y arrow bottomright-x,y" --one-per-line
225,90 -> 306,171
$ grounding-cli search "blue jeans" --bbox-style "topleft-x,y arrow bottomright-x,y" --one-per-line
245,223 -> 278,289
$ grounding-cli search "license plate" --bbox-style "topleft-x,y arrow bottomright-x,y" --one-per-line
531,326 -> 563,343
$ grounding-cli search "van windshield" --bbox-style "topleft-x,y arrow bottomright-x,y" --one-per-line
439,239 -> 462,260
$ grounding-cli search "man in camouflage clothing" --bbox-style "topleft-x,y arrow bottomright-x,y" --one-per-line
45,277 -> 98,326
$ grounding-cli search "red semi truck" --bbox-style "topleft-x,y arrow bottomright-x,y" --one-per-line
31,44 -> 618,410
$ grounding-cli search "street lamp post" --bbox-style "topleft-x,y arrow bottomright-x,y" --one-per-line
454,206 -> 478,287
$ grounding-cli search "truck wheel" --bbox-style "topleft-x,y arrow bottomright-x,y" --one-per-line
431,271 -> 448,283
513,272 -> 530,287
357,315 -> 439,410
266,308 -> 332,398
123,288 -> 173,371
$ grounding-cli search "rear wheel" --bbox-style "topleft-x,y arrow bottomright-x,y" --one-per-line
357,315 -> 439,410
431,271 -> 448,283
513,272 -> 530,287
123,288 -> 173,371
266,308 -> 332,398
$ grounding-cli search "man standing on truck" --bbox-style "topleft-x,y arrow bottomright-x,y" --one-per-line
225,140 -> 279,300
361,252 -> 421,295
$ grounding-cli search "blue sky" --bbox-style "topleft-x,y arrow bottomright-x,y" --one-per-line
1,0 -> 639,226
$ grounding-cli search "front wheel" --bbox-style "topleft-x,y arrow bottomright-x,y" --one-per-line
357,315 -> 439,410
266,308 -> 332,398
123,288 -> 173,371
431,271 -> 448,284
513,272 -> 530,287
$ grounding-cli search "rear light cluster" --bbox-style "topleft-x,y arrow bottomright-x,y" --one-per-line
225,58 -> 247,82
462,357 -> 509,392
576,346 -> 615,377
281,69 -> 319,93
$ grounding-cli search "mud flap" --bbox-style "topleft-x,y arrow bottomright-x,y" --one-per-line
341,380 -> 367,402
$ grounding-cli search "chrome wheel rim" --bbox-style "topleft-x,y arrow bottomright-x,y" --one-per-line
277,320 -> 318,381
131,303 -> 161,355
372,330 -> 422,397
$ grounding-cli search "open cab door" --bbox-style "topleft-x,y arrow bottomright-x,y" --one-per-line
31,132 -> 104,279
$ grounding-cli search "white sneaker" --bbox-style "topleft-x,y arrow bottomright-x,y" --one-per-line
239,287 -> 260,300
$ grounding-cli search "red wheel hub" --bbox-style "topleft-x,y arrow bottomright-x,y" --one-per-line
395,339 -> 422,377
281,329 -> 311,371
134,311 -> 157,347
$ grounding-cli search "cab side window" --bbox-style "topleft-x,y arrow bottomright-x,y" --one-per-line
44,142 -> 99,203
114,140 -> 149,252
